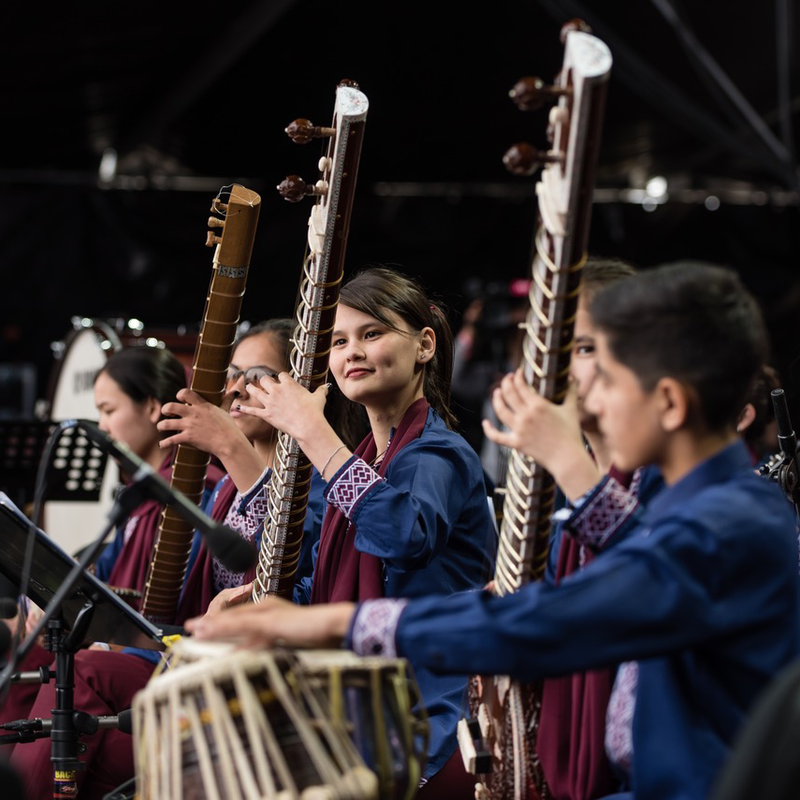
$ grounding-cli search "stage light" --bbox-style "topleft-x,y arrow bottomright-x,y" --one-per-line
98,148 -> 118,184
645,175 -> 668,199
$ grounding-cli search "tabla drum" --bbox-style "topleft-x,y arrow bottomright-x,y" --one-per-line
43,318 -> 122,555
294,650 -> 428,800
133,639 -> 379,800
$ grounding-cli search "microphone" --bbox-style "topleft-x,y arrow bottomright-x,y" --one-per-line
2,709 -> 133,736
70,420 -> 256,573
772,389 -> 797,460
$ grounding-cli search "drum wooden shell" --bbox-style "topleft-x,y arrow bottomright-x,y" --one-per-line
295,651 -> 428,800
133,641 -> 428,800
133,642 -> 378,800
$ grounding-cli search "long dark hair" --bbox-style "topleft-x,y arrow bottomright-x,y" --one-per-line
340,267 -> 457,429
97,346 -> 186,419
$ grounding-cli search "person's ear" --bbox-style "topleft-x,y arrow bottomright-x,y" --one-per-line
145,397 -> 162,425
655,377 -> 691,432
736,402 -> 756,434
417,326 -> 436,364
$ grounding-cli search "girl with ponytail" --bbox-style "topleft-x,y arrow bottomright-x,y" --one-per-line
232,266 -> 496,794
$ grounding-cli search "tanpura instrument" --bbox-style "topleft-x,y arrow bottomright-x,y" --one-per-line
141,184 -> 260,623
459,22 -> 612,800
251,81 -> 368,600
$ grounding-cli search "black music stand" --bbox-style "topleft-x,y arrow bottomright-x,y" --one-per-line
0,493 -> 164,798
41,424 -> 111,503
0,495 -> 162,650
0,420 -> 55,508
0,419 -> 112,513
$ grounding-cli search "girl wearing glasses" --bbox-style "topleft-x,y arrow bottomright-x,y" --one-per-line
157,319 -> 326,620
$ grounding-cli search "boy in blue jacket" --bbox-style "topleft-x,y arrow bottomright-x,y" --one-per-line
190,262 -> 800,800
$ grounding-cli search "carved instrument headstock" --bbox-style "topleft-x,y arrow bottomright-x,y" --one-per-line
205,184 -> 261,270
252,81 -> 368,601
276,79 -> 369,288
505,19 -> 612,265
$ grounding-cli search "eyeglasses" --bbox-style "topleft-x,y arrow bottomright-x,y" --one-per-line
226,365 -> 280,386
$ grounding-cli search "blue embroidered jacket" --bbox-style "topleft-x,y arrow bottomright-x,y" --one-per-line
316,408 -> 497,778
391,441 -> 800,799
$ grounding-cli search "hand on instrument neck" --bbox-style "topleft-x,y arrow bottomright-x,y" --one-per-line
240,375 -> 353,480
157,388 -> 271,492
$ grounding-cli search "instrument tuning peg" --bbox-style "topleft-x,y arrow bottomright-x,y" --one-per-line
503,142 -> 563,176
285,118 -> 336,145
277,175 -> 327,203
205,215 -> 225,246
509,77 -> 570,113
546,105 -> 569,144
560,18 -> 592,43
210,197 -> 228,214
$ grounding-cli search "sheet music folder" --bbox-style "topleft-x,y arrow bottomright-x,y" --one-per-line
0,493 -> 164,651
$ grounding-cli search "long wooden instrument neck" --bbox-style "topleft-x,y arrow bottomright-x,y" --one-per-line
252,84 -> 368,601
493,35 -> 610,597
141,185 -> 260,623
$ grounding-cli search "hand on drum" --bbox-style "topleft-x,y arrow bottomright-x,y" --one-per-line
186,596 -> 356,651
240,373 -> 330,449
158,388 -> 249,458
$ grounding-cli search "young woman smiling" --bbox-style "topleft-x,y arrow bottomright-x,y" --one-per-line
230,267 -> 497,794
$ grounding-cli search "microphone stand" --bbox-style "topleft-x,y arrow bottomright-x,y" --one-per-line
760,389 -> 800,525
47,607 -> 93,797
0,479 -> 152,799
71,420 -> 257,574
0,420 -> 254,798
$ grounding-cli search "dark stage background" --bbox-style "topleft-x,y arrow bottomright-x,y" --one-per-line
2,0 -> 799,430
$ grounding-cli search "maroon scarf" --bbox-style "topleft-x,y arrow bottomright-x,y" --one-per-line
175,475 -> 239,624
310,397 -> 430,604
105,453 -> 176,599
537,466 -> 634,800
106,452 -> 223,611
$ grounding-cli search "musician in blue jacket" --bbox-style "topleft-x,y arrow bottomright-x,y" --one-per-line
201,268 -> 497,794
189,263 -> 800,800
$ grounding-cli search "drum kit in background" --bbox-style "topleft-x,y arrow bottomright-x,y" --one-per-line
42,316 -> 197,556
134,640 -> 428,800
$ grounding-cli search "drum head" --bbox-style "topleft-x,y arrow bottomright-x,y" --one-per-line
49,321 -> 122,421
44,321 -> 122,555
